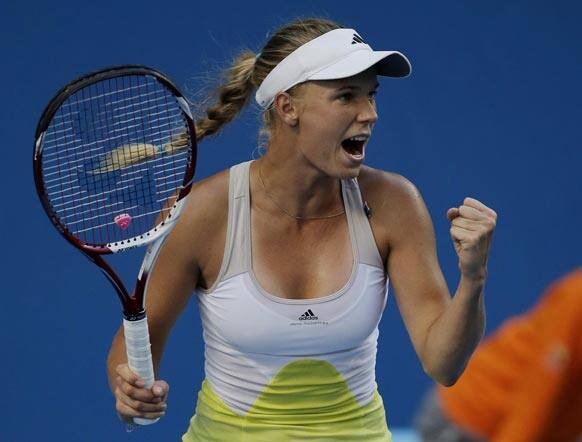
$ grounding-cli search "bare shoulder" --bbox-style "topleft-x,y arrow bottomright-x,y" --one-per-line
168,168 -> 230,263
182,168 -> 230,224
357,165 -> 421,207
357,166 -> 431,253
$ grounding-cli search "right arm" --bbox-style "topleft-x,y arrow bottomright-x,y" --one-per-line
106,171 -> 228,422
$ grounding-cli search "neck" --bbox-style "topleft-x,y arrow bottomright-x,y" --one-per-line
254,139 -> 343,220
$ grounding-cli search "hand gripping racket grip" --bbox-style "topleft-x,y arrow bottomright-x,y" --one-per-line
123,317 -> 159,425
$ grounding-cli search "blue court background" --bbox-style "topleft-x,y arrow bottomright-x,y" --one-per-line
1,0 -> 580,440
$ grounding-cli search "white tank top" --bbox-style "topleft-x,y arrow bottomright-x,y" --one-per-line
195,159 -> 390,413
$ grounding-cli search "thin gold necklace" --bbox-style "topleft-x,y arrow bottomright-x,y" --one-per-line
257,164 -> 345,221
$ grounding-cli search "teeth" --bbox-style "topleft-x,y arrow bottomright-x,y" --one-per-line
348,136 -> 368,141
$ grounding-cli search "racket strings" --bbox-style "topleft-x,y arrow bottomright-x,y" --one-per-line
41,74 -> 191,246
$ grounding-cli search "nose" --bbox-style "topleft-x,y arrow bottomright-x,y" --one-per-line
357,99 -> 378,125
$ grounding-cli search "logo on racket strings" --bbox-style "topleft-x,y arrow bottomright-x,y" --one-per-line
114,213 -> 132,230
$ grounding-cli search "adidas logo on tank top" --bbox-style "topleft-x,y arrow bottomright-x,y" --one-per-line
298,309 -> 318,320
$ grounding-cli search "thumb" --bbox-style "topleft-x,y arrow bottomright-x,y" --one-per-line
447,207 -> 459,221
152,380 -> 169,397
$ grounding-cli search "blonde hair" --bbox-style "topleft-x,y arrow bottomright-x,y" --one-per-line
193,17 -> 343,145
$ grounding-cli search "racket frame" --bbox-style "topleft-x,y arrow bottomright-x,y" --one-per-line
33,65 -> 196,319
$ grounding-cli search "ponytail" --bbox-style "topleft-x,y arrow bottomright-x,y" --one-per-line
195,51 -> 256,142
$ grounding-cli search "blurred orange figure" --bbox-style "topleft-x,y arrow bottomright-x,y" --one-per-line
416,269 -> 582,442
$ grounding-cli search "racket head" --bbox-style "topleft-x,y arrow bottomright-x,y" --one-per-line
33,65 -> 197,255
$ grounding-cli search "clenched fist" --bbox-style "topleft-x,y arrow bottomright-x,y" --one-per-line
447,197 -> 497,280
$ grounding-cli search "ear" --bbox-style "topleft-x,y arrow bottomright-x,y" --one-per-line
273,92 -> 299,127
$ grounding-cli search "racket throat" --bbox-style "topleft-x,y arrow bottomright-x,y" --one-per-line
85,252 -> 145,318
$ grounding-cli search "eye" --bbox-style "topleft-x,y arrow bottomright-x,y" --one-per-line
338,92 -> 354,102
368,91 -> 378,102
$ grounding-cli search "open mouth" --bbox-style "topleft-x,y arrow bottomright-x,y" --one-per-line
341,135 -> 367,158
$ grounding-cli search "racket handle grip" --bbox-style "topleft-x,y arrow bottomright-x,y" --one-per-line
123,317 -> 159,426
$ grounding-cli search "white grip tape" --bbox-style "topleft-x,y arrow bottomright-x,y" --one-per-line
123,317 -> 159,426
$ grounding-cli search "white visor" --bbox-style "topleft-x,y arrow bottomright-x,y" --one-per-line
255,28 -> 411,108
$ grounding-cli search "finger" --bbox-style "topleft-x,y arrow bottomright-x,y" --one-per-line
450,226 -> 474,241
116,399 -> 166,420
116,364 -> 146,388
458,205 -> 488,221
463,197 -> 497,218
451,217 -> 481,231
447,207 -> 460,221
152,380 -> 170,401
116,387 -> 167,413
458,208 -> 497,233
117,378 -> 162,403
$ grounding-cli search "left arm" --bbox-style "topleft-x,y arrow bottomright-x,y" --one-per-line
374,174 -> 496,385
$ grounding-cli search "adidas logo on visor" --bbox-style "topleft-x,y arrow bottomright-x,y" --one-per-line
351,33 -> 366,45
298,309 -> 319,320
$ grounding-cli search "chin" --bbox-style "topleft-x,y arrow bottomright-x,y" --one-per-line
345,168 -> 362,179
313,152 -> 363,180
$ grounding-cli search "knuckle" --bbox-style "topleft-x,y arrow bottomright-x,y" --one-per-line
123,384 -> 135,396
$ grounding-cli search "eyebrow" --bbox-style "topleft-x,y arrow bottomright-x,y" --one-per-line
335,82 -> 380,92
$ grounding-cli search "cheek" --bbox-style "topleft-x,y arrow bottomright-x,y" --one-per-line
302,107 -> 351,141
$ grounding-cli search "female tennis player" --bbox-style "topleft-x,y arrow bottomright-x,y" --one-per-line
107,17 -> 497,441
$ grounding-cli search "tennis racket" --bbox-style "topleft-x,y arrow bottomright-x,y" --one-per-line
32,65 -> 197,427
